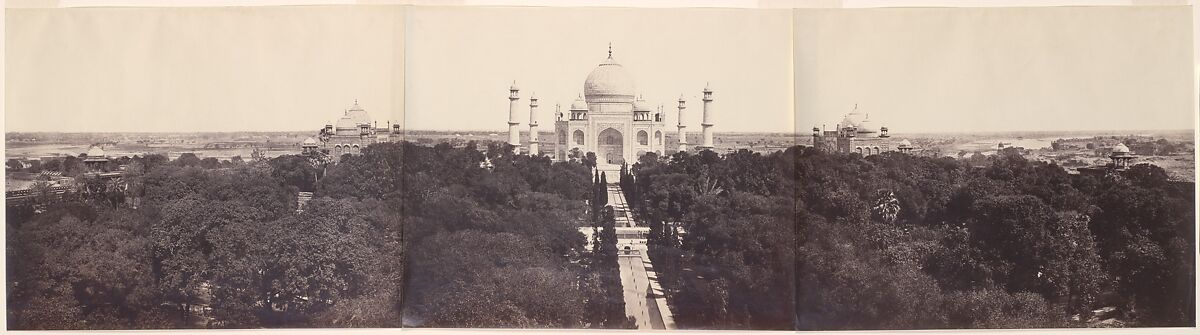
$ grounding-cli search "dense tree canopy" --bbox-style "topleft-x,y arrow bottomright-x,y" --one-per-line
8,149 -> 402,329
398,141 -> 629,328
792,148 -> 1193,329
624,149 -> 797,330
7,140 -> 1194,330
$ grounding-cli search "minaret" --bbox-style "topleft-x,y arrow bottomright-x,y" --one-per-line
508,81 -> 521,152
528,93 -> 540,156
700,83 -> 715,150
677,95 -> 688,153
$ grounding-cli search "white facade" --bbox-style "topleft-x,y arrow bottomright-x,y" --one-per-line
544,47 -> 698,165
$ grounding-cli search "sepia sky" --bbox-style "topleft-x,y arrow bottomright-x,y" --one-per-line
6,6 -> 406,133
404,6 -> 795,133
794,6 -> 1195,134
7,4 -> 1195,134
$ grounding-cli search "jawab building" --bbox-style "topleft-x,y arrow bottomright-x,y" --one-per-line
506,46 -> 716,166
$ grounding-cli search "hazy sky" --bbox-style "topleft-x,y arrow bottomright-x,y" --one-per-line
404,6 -> 795,132
7,5 -> 1194,134
6,6 -> 405,132
795,6 -> 1194,134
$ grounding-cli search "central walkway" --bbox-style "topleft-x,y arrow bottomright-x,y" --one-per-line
606,183 -> 677,330
606,184 -> 635,227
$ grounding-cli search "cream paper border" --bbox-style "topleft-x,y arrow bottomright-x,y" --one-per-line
2,0 -> 1196,334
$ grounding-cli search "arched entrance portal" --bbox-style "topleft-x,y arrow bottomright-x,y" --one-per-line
598,128 -> 624,165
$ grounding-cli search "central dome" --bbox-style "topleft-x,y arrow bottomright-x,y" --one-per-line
841,112 -> 866,128
584,53 -> 635,103
344,102 -> 371,126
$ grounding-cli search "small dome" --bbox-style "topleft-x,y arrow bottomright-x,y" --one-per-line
584,51 -> 635,103
633,95 -> 651,112
341,101 -> 371,128
303,137 -> 318,145
899,139 -> 912,147
1112,143 -> 1130,154
509,81 -> 519,91
570,94 -> 588,110
86,145 -> 105,158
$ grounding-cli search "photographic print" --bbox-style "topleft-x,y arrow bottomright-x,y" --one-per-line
400,6 -> 796,330
793,6 -> 1196,330
4,1 -> 1197,333
5,5 -> 406,329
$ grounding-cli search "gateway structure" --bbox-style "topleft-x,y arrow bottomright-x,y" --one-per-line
506,46 -> 716,165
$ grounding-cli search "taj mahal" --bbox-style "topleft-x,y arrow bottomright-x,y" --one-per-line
506,45 -> 716,166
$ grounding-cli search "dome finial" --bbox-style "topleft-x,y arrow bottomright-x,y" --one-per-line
608,42 -> 612,58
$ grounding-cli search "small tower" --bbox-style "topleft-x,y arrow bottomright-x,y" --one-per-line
677,95 -> 688,153
1110,143 -> 1134,170
700,84 -> 715,150
508,81 -> 521,152
529,93 -> 540,156
811,126 -> 821,146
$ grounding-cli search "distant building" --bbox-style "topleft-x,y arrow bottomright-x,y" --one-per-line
508,45 -> 714,166
301,137 -> 320,155
1109,143 -> 1135,170
1077,143 -> 1141,176
315,100 -> 402,159
812,105 -> 907,155
83,145 -> 109,172
6,171 -> 74,207
897,139 -> 915,154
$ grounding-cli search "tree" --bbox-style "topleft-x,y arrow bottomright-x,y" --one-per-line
9,207 -> 173,329
200,157 -> 220,169
257,199 -> 375,326
268,155 -> 319,192
175,153 -> 201,168
397,142 -> 595,328
582,152 -> 598,170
